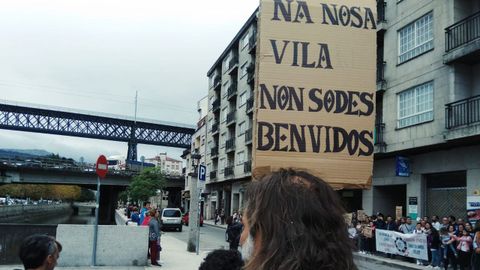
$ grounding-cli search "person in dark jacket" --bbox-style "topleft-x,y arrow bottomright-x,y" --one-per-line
385,215 -> 397,231
226,216 -> 243,250
374,214 -> 387,230
428,226 -> 441,268
148,209 -> 161,266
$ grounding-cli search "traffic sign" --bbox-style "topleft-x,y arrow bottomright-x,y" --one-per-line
198,165 -> 206,181
95,155 -> 108,179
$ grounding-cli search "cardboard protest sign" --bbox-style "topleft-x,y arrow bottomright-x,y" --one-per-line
376,229 -> 428,260
395,206 -> 403,220
252,0 -> 377,189
357,210 -> 366,222
344,213 -> 353,225
362,227 -> 373,238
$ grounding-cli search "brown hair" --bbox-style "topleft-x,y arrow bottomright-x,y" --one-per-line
243,169 -> 356,270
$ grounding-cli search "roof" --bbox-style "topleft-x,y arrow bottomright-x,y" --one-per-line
166,156 -> 182,163
206,8 -> 258,77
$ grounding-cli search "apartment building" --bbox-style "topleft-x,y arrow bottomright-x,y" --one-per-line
361,0 -> 480,219
204,11 -> 257,219
145,153 -> 182,176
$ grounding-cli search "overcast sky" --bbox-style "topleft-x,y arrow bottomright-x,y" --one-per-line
0,0 -> 259,163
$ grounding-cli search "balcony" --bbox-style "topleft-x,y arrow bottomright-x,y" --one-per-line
376,61 -> 387,93
224,166 -> 234,177
210,147 -> 219,159
212,99 -> 220,113
445,95 -> 480,140
226,111 -> 236,127
246,97 -> 254,114
226,138 -> 235,153
376,0 -> 387,32
210,170 -> 217,181
212,76 -> 221,91
374,122 -> 386,153
244,160 -> 252,174
227,57 -> 239,75
247,71 -> 255,86
248,34 -> 257,54
444,11 -> 480,64
211,122 -> 219,135
227,84 -> 237,100
245,128 -> 252,145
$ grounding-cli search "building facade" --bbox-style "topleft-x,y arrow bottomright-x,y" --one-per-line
204,11 -> 257,220
146,153 -> 183,176
363,0 -> 480,219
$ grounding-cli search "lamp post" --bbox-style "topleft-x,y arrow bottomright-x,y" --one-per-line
187,152 -> 202,253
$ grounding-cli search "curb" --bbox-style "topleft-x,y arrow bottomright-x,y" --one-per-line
353,253 -> 425,270
203,222 -> 227,230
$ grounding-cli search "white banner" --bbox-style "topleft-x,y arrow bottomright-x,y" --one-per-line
375,229 -> 428,260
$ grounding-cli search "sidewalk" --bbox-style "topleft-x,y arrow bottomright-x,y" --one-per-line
203,219 -> 227,229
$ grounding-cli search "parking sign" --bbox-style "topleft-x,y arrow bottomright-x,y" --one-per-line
198,165 -> 206,181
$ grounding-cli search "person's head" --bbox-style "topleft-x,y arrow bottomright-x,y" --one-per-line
386,215 -> 393,223
423,216 -> 429,222
198,249 -> 244,270
458,224 -> 465,232
457,218 -> 464,225
377,213 -> 384,221
440,227 -> 448,235
149,209 -> 156,218
133,207 -> 138,213
226,216 -> 234,226
448,224 -> 455,233
432,215 -> 439,222
143,201 -> 150,208
406,217 -> 412,224
465,222 -> 473,232
400,217 -> 406,224
19,234 -> 62,270
449,215 -> 456,224
462,228 -> 469,237
425,222 -> 431,230
442,216 -> 449,225
420,220 -> 426,227
415,223 -> 421,230
240,169 -> 355,270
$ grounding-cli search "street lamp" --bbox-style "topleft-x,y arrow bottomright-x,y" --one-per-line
187,152 -> 202,253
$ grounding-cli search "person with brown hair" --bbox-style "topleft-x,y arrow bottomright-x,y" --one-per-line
239,169 -> 357,270
19,234 -> 62,270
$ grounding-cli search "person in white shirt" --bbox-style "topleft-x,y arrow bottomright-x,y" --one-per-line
431,215 -> 441,231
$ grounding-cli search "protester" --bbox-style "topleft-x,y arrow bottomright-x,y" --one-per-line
239,169 -> 355,270
139,201 -> 151,225
455,229 -> 472,270
472,222 -> 480,270
428,226 -> 441,269
385,215 -> 397,231
431,215 -> 441,231
198,249 -> 244,270
220,208 -> 225,225
441,226 -> 458,270
413,223 -> 426,265
148,209 -> 161,266
142,211 -> 152,226
226,216 -> 243,250
131,207 -> 140,225
399,217 -> 415,234
19,234 -> 62,270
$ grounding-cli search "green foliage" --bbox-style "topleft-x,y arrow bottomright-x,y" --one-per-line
127,167 -> 166,202
0,184 -> 81,200
78,188 -> 95,202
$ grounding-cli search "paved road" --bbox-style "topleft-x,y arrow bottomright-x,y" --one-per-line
163,224 -> 228,253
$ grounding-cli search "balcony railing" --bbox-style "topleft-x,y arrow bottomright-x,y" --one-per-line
212,99 -> 220,113
374,122 -> 386,145
248,34 -> 257,54
210,170 -> 217,180
224,166 -> 234,177
377,61 -> 386,83
445,11 -> 480,52
228,57 -> 239,74
246,97 -> 254,114
377,0 -> 386,23
245,128 -> 252,144
226,138 -> 235,152
227,84 -> 237,100
244,160 -> 252,173
211,123 -> 219,134
212,76 -> 221,90
210,147 -> 218,158
445,95 -> 480,129
226,111 -> 236,126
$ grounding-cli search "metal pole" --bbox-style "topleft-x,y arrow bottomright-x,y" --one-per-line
187,166 -> 199,253
195,187 -> 202,255
92,176 -> 101,266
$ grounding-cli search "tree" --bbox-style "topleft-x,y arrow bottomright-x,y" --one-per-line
78,188 -> 95,202
127,167 -> 166,203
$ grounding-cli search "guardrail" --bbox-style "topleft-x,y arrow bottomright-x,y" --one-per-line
445,11 -> 480,52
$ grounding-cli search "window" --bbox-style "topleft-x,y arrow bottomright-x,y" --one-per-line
398,12 -> 433,63
241,32 -> 250,49
223,54 -> 230,73
220,158 -> 225,173
221,132 -> 226,148
397,81 -> 434,128
209,75 -> 214,88
237,151 -> 245,165
222,108 -> 227,122
238,122 -> 245,136
240,62 -> 248,78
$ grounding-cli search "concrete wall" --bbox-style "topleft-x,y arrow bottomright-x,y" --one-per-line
56,224 -> 148,267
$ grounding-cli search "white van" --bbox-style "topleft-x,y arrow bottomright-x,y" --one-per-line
160,208 -> 183,232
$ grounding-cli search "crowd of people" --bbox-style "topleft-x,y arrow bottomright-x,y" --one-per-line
350,213 -> 480,269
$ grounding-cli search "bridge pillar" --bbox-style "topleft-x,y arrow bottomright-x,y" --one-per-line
99,186 -> 122,225
166,187 -> 182,208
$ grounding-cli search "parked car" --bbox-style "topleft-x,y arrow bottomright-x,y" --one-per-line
160,208 -> 183,232
182,212 -> 203,226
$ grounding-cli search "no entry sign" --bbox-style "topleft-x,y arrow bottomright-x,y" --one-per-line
95,155 -> 108,179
